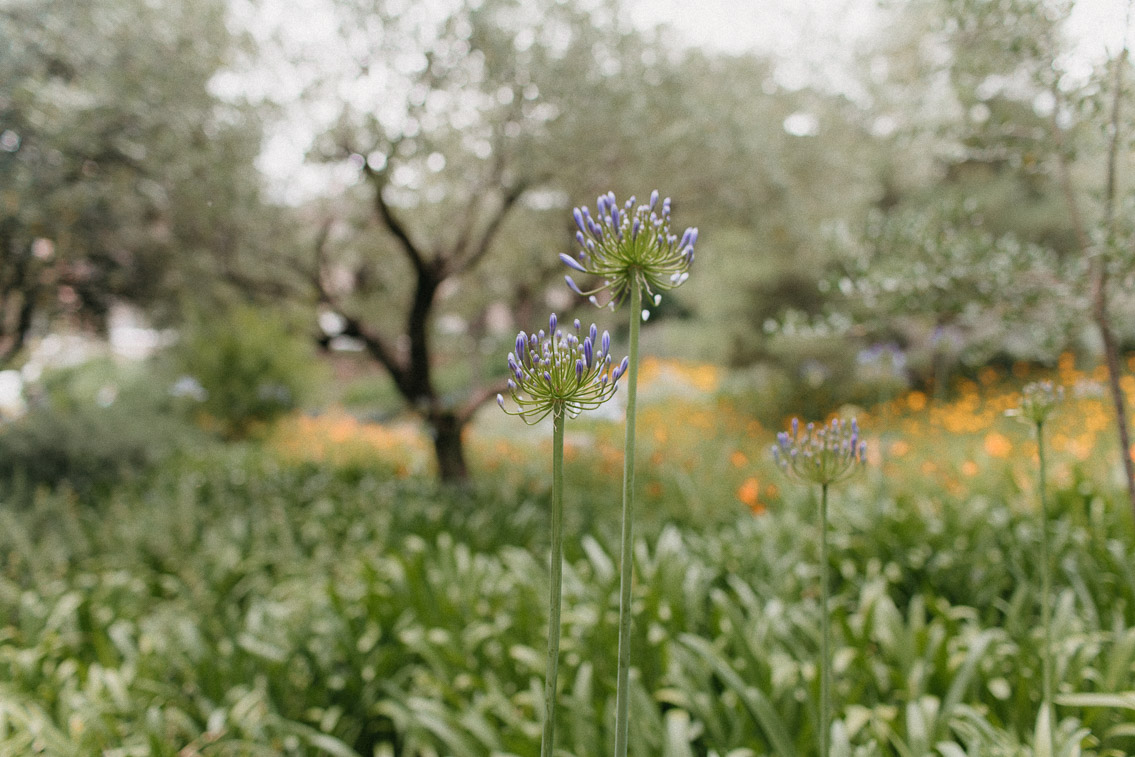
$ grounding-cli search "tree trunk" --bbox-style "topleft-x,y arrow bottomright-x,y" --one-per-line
1093,267 -> 1135,517
429,410 -> 470,485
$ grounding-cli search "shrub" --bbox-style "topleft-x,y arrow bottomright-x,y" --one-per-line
0,358 -> 201,497
172,305 -> 323,439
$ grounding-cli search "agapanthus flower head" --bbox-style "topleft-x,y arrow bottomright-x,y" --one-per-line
1007,381 -> 1064,426
772,416 -> 867,486
562,190 -> 697,310
498,313 -> 628,425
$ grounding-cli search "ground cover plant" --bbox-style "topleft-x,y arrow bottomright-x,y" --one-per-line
1,354 -> 1134,755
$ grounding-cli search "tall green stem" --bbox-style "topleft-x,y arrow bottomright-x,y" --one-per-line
541,407 -> 565,757
819,483 -> 830,757
613,283 -> 642,757
1037,420 -> 1055,757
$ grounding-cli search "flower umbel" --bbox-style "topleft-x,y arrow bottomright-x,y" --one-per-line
562,190 -> 697,310
1007,380 -> 1064,426
772,417 -> 868,486
498,314 -> 628,425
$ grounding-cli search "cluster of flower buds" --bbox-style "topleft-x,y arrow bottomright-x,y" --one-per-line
561,190 -> 697,311
772,417 -> 867,486
498,313 -> 629,425
1008,380 -> 1064,426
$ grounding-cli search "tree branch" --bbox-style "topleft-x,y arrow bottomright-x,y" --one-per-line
447,179 -> 533,277
362,163 -> 430,277
1093,37 -> 1135,516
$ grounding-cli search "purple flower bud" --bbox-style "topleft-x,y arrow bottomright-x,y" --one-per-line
516,332 -> 527,358
601,331 -> 610,357
549,313 -> 557,333
649,189 -> 659,210
576,359 -> 584,380
583,338 -> 593,367
573,207 -> 585,233
632,218 -> 641,240
574,319 -> 581,330
544,371 -> 552,383
496,394 -> 504,408
508,354 -> 519,373
560,253 -> 587,273
588,295 -> 600,307
597,195 -> 608,216
507,379 -> 516,391
565,275 -> 584,295
611,207 -> 621,231
576,231 -> 585,246
791,418 -> 799,437
615,356 -> 629,380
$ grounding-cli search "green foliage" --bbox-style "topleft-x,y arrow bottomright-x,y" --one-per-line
173,306 -> 323,439
0,0 -> 269,363
1,445 -> 1134,755
0,358 -> 200,497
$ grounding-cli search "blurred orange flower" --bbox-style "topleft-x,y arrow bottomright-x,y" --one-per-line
737,476 -> 765,514
983,431 -> 1013,459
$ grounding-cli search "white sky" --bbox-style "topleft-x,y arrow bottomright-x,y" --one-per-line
238,0 -> 1135,203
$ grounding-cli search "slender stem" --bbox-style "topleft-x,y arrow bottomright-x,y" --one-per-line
1037,420 -> 1056,757
819,483 -> 831,757
541,407 -> 566,757
612,283 -> 643,757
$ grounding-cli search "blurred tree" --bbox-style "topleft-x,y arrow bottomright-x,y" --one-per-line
830,0 -> 1135,508
267,0 -> 722,484
0,0 -> 269,365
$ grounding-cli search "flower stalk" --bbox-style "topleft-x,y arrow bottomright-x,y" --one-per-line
562,190 -> 697,757
772,417 -> 867,757
498,315 -> 627,757
612,282 -> 641,757
1008,381 -> 1063,757
542,406 -> 564,757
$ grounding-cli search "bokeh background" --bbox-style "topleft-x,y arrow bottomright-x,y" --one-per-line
4,0 -> 1135,754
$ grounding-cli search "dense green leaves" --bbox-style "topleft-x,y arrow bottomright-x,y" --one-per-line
1,449 -> 1134,754
0,0 -> 269,364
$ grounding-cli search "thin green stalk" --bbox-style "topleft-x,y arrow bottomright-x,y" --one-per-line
541,407 -> 565,757
1037,419 -> 1055,757
819,482 -> 830,757
612,282 -> 643,757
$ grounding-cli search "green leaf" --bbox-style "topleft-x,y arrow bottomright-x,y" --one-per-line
677,634 -> 795,757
